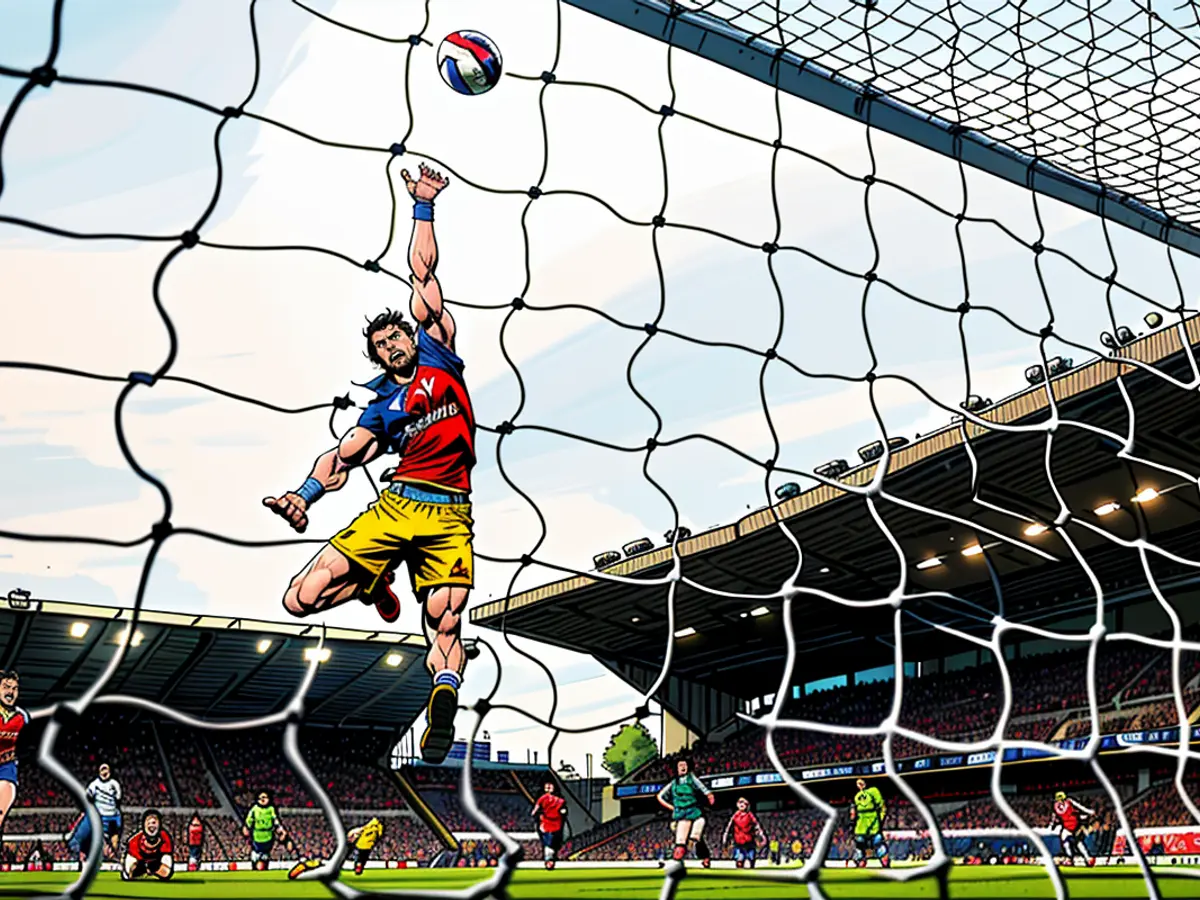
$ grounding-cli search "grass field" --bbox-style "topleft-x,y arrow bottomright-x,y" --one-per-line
2,866 -> 1198,899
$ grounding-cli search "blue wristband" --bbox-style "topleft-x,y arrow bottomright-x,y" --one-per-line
295,477 -> 325,505
413,200 -> 434,221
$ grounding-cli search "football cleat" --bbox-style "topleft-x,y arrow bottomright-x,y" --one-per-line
287,858 -> 321,880
419,683 -> 458,763
363,570 -> 401,623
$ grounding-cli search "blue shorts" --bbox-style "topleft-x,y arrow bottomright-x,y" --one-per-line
252,839 -> 275,857
0,761 -> 17,785
733,842 -> 756,862
69,817 -> 94,855
540,830 -> 563,850
101,815 -> 122,838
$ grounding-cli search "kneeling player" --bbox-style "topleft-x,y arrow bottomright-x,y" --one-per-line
347,817 -> 384,876
531,781 -> 567,869
851,779 -> 890,868
724,796 -> 766,869
657,757 -> 716,867
1050,791 -> 1095,867
122,810 -> 173,881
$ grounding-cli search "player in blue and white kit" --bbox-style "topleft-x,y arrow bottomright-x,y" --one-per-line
86,763 -> 123,858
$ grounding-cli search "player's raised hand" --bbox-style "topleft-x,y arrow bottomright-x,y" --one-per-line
401,162 -> 450,202
262,493 -> 309,533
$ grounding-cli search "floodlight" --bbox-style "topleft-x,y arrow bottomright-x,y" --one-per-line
663,527 -> 692,543
1024,364 -> 1045,385
593,551 -> 621,569
256,639 -> 272,654
1131,488 -> 1159,504
750,606 -> 770,617
304,647 -> 331,663
1093,501 -> 1120,516
385,653 -> 404,667
915,557 -> 943,570
814,459 -> 849,478
774,482 -> 801,501
1046,356 -> 1073,377
1144,312 -> 1163,329
674,627 -> 696,638
1024,523 -> 1049,537
858,441 -> 884,463
961,544 -> 984,557
69,622 -> 89,639
1115,326 -> 1135,345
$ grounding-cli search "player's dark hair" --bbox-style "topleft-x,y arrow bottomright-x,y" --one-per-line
0,670 -> 18,683
258,789 -> 273,803
363,309 -> 416,367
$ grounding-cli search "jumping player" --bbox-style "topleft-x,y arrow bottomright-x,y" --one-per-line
531,780 -> 567,869
347,817 -> 384,876
121,809 -> 174,881
264,163 -> 475,765
85,763 -> 123,859
0,671 -> 29,845
1049,791 -> 1095,867
656,757 -> 715,867
850,778 -> 890,868
723,796 -> 767,869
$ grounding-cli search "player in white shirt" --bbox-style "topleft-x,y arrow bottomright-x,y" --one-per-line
86,763 -> 123,858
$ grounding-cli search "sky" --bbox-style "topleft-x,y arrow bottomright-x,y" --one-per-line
2,0 -> 1198,783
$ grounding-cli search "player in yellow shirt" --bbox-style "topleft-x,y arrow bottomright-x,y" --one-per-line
347,818 -> 385,876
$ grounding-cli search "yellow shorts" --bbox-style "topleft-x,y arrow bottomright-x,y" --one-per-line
330,489 -> 474,595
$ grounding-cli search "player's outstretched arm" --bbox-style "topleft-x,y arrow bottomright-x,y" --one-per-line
263,427 -> 381,532
655,784 -> 673,813
402,163 -> 456,349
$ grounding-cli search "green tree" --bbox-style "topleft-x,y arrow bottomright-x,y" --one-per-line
601,722 -> 659,779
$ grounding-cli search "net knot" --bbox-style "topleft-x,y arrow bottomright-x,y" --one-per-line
474,697 -> 492,716
764,347 -> 777,359
151,519 -> 174,542
1104,272 -> 1116,285
390,142 -> 406,156
540,71 -> 556,84
957,301 -> 970,314
1040,325 -> 1054,338
864,271 -> 878,282
644,322 -> 658,336
652,215 -> 666,227
332,394 -> 353,410
407,34 -> 422,46
30,65 -> 56,87
761,241 -> 778,254
865,371 -> 877,383
511,297 -> 526,310
222,106 -> 242,119
128,371 -> 157,387
527,186 -> 542,199
180,230 -> 199,248
763,458 -> 775,471
519,553 -> 533,566
363,259 -> 381,272
659,104 -> 675,117
645,437 -> 658,451
772,138 -> 783,150
634,704 -> 651,720
1031,241 -> 1044,254
495,421 -> 515,436
863,174 -> 876,186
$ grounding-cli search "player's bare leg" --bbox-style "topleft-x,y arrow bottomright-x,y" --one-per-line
419,585 -> 469,764
282,544 -> 400,621
0,782 -> 15,842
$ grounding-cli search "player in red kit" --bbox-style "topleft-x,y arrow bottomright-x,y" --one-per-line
122,809 -> 174,881
186,813 -> 204,871
0,671 -> 29,845
1049,791 -> 1095,867
265,163 -> 476,764
723,796 -> 767,868
531,781 -> 568,869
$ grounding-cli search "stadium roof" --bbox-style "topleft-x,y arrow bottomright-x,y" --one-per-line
472,318 -> 1200,711
0,598 -> 431,729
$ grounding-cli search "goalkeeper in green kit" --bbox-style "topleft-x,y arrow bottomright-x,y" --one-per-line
243,790 -> 307,872
850,778 -> 890,868
656,756 -> 716,866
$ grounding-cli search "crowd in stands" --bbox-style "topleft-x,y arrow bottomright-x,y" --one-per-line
208,729 -> 317,810
159,726 -> 219,808
421,785 -> 532,831
630,636 -> 1200,784
301,732 -> 408,811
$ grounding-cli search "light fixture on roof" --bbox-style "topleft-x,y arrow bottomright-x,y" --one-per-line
961,544 -> 984,557
1046,356 -> 1073,377
960,395 -> 992,413
814,459 -> 849,479
256,639 -> 272,654
1024,364 -> 1045,386
1131,488 -> 1159,504
1115,325 -> 1135,345
663,527 -> 692,544
774,482 -> 800,501
622,538 -> 653,558
116,628 -> 144,647
69,622 -> 89,639
1024,523 -> 1049,537
750,606 -> 770,617
858,437 -> 909,464
1145,312 -> 1163,329
915,557 -> 943,570
592,551 -> 621,569
1093,501 -> 1120,517
674,626 -> 696,638
385,653 -> 404,667
631,616 -> 641,623
819,566 -> 831,574
739,612 -> 749,618
304,646 -> 331,663
6,589 -> 31,610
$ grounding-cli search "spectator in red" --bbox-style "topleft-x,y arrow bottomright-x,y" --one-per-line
186,813 -> 204,871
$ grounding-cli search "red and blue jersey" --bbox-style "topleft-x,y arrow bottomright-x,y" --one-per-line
357,328 -> 476,493
0,705 -> 30,766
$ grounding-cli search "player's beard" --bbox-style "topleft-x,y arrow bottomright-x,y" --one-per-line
387,355 -> 418,381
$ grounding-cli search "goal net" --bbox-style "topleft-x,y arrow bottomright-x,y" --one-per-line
2,0 -> 1199,898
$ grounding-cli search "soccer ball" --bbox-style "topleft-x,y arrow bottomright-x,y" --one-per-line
437,31 -> 502,95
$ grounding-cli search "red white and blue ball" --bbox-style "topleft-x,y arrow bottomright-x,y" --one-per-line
437,31 -> 502,96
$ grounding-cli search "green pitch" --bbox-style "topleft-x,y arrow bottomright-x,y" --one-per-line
2,866 -> 1198,899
